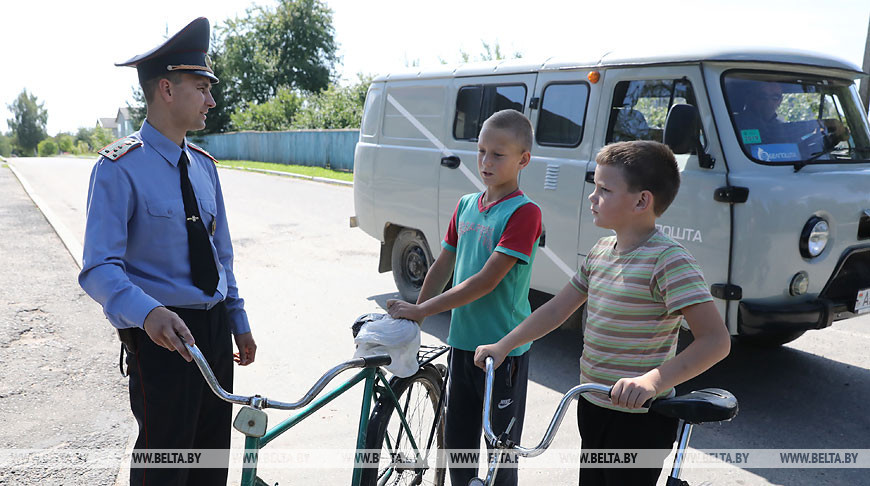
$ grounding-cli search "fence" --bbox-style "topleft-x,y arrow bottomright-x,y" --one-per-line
194,129 -> 360,172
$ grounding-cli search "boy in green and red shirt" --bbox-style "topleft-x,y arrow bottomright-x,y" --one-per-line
387,109 -> 541,486
475,141 -> 732,486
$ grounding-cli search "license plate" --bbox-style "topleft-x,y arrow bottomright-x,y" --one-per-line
857,288 -> 870,314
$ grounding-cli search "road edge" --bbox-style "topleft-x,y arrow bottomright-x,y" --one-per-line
218,164 -> 353,187
6,161 -> 83,268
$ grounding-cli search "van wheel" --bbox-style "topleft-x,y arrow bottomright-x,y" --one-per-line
391,230 -> 432,302
735,330 -> 806,347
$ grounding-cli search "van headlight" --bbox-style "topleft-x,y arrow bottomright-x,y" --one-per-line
800,217 -> 829,258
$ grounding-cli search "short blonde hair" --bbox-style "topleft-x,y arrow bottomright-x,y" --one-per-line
481,109 -> 533,152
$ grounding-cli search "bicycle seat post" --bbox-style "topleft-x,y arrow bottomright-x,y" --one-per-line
668,419 -> 694,483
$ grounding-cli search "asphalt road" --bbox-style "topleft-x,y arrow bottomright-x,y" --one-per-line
5,156 -> 870,486
0,162 -> 130,486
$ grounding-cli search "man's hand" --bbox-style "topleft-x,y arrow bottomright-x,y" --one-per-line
234,332 -> 257,366
610,375 -> 658,409
473,342 -> 509,370
386,299 -> 426,324
143,306 -> 194,362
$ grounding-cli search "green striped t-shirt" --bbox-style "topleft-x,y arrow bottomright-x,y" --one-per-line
570,230 -> 712,413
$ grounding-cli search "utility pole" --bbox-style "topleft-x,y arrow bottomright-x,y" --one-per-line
862,14 -> 870,113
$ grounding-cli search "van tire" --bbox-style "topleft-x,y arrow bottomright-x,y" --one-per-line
735,330 -> 806,347
391,229 -> 433,302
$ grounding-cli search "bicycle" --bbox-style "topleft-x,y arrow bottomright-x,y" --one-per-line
184,335 -> 449,486
468,357 -> 739,486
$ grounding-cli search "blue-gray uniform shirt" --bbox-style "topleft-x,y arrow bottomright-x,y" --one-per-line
79,120 -> 250,335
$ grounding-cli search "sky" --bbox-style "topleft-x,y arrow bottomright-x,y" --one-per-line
1,0 -> 868,136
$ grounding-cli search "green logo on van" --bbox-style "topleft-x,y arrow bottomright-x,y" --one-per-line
741,129 -> 762,144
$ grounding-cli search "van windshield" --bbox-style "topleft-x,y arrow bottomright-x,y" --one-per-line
722,71 -> 870,166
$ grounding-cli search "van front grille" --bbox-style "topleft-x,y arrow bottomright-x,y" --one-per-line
819,246 -> 870,312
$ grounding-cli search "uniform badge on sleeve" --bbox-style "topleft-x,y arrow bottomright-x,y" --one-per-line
98,137 -> 143,161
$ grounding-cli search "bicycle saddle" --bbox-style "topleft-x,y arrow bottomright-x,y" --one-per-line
650,388 -> 738,424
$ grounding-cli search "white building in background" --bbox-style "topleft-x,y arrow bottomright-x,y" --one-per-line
96,117 -> 117,136
96,107 -> 139,139
115,108 -> 136,137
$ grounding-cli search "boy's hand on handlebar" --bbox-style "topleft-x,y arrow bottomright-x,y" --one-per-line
386,299 -> 424,324
143,306 -> 194,362
473,343 -> 508,370
610,376 -> 657,409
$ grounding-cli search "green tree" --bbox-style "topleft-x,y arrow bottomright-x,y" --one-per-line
0,133 -> 11,157
128,86 -> 146,131
7,89 -> 48,156
459,40 -> 522,63
292,75 -> 372,129
37,139 -> 58,156
73,140 -> 89,155
230,87 -> 302,131
56,133 -> 75,153
75,126 -> 94,146
90,126 -> 113,151
202,40 -> 233,134
220,0 -> 338,108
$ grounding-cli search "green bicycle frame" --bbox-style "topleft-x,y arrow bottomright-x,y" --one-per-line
238,366 -> 424,486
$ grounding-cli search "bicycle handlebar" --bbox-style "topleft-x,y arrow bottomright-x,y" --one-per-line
482,357 -> 611,457
184,342 -> 391,410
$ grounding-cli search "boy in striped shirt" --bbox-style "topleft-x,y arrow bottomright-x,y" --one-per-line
475,141 -> 731,485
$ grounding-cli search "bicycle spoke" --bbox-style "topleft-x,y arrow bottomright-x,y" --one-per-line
363,366 -> 445,486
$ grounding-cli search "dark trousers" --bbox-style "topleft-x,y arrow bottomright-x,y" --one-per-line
576,396 -> 678,486
127,303 -> 234,486
445,348 -> 529,486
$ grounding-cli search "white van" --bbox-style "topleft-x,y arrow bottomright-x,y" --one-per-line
351,48 -> 870,346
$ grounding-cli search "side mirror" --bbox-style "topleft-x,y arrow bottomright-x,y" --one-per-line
664,104 -> 715,169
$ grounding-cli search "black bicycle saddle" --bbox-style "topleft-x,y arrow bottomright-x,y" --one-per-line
650,388 -> 738,424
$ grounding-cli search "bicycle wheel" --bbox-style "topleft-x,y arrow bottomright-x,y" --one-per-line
360,364 -> 446,486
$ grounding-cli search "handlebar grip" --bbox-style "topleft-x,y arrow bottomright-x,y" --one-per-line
361,354 -> 392,368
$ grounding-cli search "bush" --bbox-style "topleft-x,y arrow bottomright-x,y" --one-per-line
291,75 -> 372,129
38,139 -> 58,156
230,87 -> 302,131
73,140 -> 90,155
90,126 -> 114,151
57,134 -> 75,153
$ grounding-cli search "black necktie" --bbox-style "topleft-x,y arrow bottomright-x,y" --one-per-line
179,151 -> 219,296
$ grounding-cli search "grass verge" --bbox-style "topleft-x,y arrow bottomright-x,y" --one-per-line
220,160 -> 353,182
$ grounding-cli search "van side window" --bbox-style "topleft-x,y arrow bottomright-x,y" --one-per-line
606,79 -> 700,144
536,82 -> 590,147
453,84 -> 527,140
454,86 -> 484,139
361,86 -> 382,137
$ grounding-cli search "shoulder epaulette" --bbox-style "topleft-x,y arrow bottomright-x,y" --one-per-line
99,137 -> 143,161
188,142 -> 218,164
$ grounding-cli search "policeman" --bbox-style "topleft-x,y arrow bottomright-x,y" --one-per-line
79,17 -> 256,485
